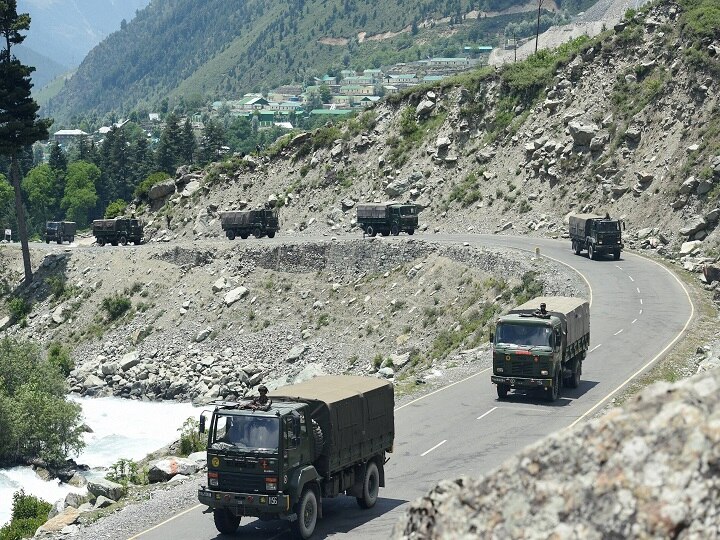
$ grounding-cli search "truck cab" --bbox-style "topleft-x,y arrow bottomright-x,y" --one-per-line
569,213 -> 624,260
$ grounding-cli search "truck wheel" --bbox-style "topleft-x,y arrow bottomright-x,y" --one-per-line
568,360 -> 582,389
292,487 -> 318,539
226,230 -> 236,240
613,250 -> 620,261
365,226 -> 376,237
407,229 -> 415,235
119,236 -> 128,246
573,241 -> 581,255
70,236 -> 75,243
546,371 -> 561,402
267,231 -> 276,238
57,236 -> 62,244
496,384 -> 509,399
356,461 -> 379,509
253,227 -> 262,238
390,224 -> 399,236
381,230 -> 389,236
240,233 -> 249,239
98,238 -> 105,247
588,244 -> 595,260
213,508 -> 240,535
45,239 -> 49,244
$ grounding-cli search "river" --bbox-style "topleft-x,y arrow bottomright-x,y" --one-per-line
0,396 -> 201,526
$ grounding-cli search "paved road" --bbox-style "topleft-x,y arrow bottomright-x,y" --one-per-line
21,234 -> 694,539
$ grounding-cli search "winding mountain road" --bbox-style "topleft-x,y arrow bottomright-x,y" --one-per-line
32,233 -> 695,539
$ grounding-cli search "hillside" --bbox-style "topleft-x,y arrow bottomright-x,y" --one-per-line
45,0 -> 591,122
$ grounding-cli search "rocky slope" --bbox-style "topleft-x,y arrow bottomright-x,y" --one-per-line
0,239 -> 584,404
394,353 -> 720,539
141,0 -> 719,279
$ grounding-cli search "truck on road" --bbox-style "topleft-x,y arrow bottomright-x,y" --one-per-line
198,376 -> 395,539
220,209 -> 279,240
491,296 -> 590,402
92,218 -> 143,246
45,221 -> 76,244
569,213 -> 624,260
356,203 -> 418,237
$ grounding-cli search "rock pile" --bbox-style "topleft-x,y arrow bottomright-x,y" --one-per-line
395,367 -> 720,539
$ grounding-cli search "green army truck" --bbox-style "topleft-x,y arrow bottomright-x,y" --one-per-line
198,376 -> 395,539
569,213 -> 625,260
45,221 -> 76,244
92,218 -> 143,246
220,209 -> 279,240
491,296 -> 590,402
356,203 -> 418,237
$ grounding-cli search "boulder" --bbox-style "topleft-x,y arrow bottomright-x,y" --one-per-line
0,316 -> 10,330
679,216 -> 707,236
390,352 -> 412,369
212,277 -> 230,292
195,327 -> 213,343
625,126 -> 642,143
83,374 -> 106,389
87,478 -> 126,502
147,457 -> 198,484
589,132 -> 609,152
635,170 -> 654,184
120,351 -> 141,371
224,286 -> 248,306
696,179 -> 713,196
148,180 -> 176,201
703,264 -> 720,284
378,367 -> 395,378
341,198 -> 356,210
568,121 -> 599,146
52,305 -> 68,325
35,507 -> 80,534
285,344 -> 307,363
705,208 -> 720,223
385,179 -> 411,198
436,136 -> 451,150
64,492 -> 90,509
416,99 -> 436,118
181,180 -> 201,198
680,240 -> 702,255
679,176 -> 699,194
291,362 -> 326,383
187,451 -> 207,466
93,495 -> 114,510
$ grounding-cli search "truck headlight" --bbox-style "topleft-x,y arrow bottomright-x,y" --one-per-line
496,367 -> 504,373
598,240 -> 603,245
266,477 -> 278,491
540,370 -> 549,376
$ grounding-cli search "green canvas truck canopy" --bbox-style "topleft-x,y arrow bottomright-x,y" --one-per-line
508,296 -> 590,346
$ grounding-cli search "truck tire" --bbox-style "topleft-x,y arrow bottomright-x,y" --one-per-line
573,241 -> 581,255
292,486 -> 318,539
213,508 -> 240,535
119,236 -> 128,246
268,231 -> 276,238
588,244 -> 596,260
381,230 -> 389,236
356,461 -> 380,509
98,238 -> 105,247
613,250 -> 620,261
546,371 -> 561,402
567,359 -> 582,389
253,227 -> 262,238
46,239 -> 49,244
496,384 -> 509,399
311,420 -> 324,461
111,240 -> 118,246
226,230 -> 236,240
57,236 -> 62,244
390,224 -> 399,236
365,225 -> 376,237
70,236 -> 75,243
408,229 -> 415,235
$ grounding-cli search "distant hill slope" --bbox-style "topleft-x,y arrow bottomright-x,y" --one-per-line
45,0 -> 592,122
14,44 -> 68,90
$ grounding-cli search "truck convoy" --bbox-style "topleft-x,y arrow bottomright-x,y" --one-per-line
44,221 -> 76,244
220,209 -> 279,240
92,218 -> 143,246
569,213 -> 625,260
491,296 -> 590,402
198,376 -> 395,539
356,202 -> 418,237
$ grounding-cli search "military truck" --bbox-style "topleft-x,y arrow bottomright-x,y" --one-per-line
198,376 -> 394,539
569,213 -> 624,260
356,203 -> 418,237
220,209 -> 279,239
92,218 -> 143,246
45,221 -> 76,244
491,296 -> 590,402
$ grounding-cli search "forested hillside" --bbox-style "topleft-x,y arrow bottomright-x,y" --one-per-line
45,0 -> 594,123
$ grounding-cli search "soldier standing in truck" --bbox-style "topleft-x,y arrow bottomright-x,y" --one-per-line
246,385 -> 272,411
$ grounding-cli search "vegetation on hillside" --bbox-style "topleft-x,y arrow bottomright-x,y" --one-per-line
0,490 -> 51,540
0,339 -> 85,467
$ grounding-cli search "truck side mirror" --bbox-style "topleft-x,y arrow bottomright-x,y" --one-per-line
199,414 -> 206,434
622,221 -> 626,230
489,332 -> 494,343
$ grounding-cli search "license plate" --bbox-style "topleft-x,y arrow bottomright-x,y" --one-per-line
269,497 -> 278,505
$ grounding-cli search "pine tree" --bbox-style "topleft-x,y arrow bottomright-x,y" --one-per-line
156,113 -> 182,174
0,1 -> 53,284
48,141 -> 67,173
180,119 -> 196,165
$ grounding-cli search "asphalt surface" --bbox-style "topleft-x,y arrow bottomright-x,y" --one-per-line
13,233 -> 695,539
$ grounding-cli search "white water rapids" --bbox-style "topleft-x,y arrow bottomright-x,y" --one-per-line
0,396 -> 202,526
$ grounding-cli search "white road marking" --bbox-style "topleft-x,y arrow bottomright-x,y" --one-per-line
632,319 -> 637,324
421,440 -> 447,456
477,407 -> 498,421
629,276 -> 635,282
614,329 -> 624,335
640,298 -> 643,305
636,287 -> 640,294
639,309 -> 643,315
589,344 -> 602,353
615,265 -> 623,269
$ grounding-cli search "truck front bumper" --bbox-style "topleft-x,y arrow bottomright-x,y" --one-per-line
198,487 -> 290,517
491,375 -> 552,389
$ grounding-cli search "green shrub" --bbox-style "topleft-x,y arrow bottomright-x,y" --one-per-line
45,275 -> 66,299
101,294 -> 131,321
107,458 -> 147,486
47,342 -> 74,377
512,271 -> 544,305
104,199 -> 128,219
0,490 -> 51,540
179,417 -> 207,455
7,298 -> 30,323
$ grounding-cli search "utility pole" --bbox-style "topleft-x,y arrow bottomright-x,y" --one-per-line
535,0 -> 544,54
514,31 -> 517,63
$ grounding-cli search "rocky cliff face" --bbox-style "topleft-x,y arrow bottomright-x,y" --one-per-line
394,365 -> 720,539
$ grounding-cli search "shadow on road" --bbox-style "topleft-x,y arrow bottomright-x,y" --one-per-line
496,379 -> 599,406
209,496 -> 407,539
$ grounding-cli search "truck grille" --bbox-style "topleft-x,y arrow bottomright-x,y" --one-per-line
509,362 -> 536,377
218,472 -> 266,493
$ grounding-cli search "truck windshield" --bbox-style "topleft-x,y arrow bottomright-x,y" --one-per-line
46,223 -> 59,230
400,206 -> 415,215
211,414 -> 280,453
496,323 -> 552,347
596,221 -> 619,232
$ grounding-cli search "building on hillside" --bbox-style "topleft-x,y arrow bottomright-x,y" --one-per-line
423,75 -> 446,83
340,69 -> 356,79
340,85 -> 374,96
54,129 -> 89,146
428,57 -> 470,67
363,68 -> 383,81
464,45 -> 493,58
342,75 -> 374,85
359,96 -> 382,107
314,75 -> 338,85
273,84 -> 304,97
383,85 -> 399,94
384,74 -> 419,86
267,101 -> 304,113
148,113 -> 161,122
238,95 -> 270,110
309,109 -> 354,118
